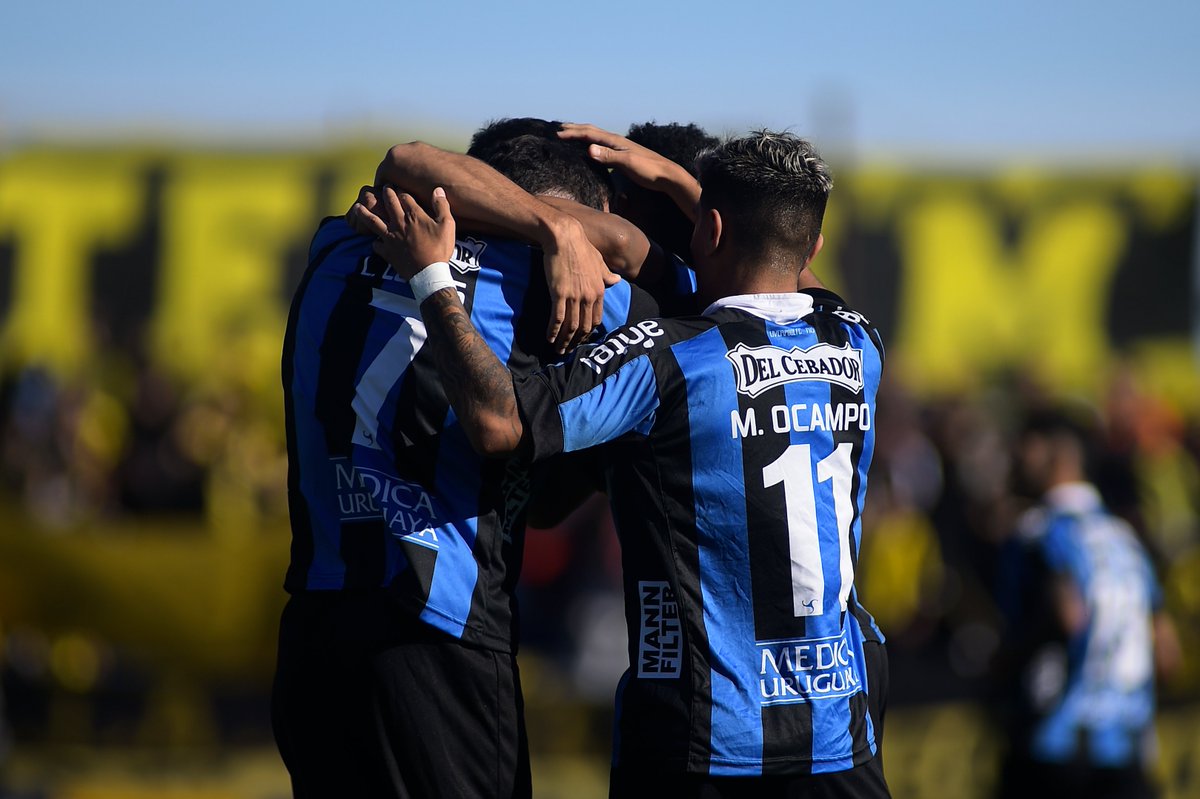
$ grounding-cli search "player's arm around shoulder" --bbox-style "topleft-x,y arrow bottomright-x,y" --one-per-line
368,140 -> 612,355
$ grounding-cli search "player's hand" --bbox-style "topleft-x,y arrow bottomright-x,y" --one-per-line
346,185 -> 382,235
543,216 -> 618,354
559,123 -> 696,196
351,186 -> 456,280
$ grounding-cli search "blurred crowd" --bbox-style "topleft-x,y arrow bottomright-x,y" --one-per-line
0,344 -> 1198,763
0,347 -> 288,530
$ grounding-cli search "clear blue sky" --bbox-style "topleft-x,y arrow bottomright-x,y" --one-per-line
3,0 -> 1198,163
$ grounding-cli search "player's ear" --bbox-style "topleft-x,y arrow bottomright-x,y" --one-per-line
804,233 -> 824,268
697,207 -> 723,256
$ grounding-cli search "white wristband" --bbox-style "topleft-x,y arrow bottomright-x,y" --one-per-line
408,261 -> 456,304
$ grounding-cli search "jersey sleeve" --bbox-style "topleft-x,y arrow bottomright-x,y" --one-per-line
639,251 -> 699,317
598,279 -> 661,336
513,318 -> 671,463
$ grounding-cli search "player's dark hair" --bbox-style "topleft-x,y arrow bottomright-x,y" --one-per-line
695,131 -> 832,266
620,121 -> 719,256
627,122 -> 718,177
467,117 -> 613,212
467,117 -> 563,160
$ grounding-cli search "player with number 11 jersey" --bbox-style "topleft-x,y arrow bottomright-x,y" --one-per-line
514,288 -> 886,778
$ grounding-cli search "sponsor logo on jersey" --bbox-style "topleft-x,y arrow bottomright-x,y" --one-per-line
726,342 -> 864,397
450,237 -> 488,273
637,581 -> 682,679
757,632 -> 863,705
335,462 -> 441,549
579,320 -> 666,374
332,457 -> 383,522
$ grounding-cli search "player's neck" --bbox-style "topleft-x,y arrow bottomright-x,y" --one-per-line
704,256 -> 801,302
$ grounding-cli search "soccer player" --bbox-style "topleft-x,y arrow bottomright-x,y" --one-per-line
993,408 -> 1181,799
274,123 -> 659,798
359,131 -> 891,797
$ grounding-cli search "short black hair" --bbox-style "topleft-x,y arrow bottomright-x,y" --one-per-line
467,117 -> 563,161
626,121 -> 719,177
695,131 -> 832,266
466,117 -> 613,212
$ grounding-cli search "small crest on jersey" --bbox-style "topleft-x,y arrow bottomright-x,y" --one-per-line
450,237 -> 488,273
726,342 -> 864,397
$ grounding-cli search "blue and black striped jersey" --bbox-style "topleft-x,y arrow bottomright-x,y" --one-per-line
514,290 -> 886,775
282,216 -> 658,652
999,482 -> 1162,767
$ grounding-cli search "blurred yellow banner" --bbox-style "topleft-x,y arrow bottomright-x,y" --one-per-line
0,147 -> 1195,401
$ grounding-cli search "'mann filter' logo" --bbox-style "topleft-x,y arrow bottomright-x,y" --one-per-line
450,237 -> 488,273
726,342 -> 864,398
637,581 -> 682,679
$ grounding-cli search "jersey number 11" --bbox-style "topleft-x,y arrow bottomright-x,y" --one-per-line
762,442 -> 855,617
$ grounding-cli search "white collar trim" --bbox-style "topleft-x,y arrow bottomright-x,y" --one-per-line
703,293 -> 816,324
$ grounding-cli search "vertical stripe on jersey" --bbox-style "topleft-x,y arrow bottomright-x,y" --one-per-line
282,226 -> 354,590
315,269 -> 377,457
809,310 -> 878,766
674,326 -> 761,775
854,325 -> 886,645
419,408 -> 476,637
740,307 -> 878,770
420,264 -> 526,634
293,236 -> 383,589
732,318 -> 819,771
600,277 -> 632,334
350,289 -> 425,451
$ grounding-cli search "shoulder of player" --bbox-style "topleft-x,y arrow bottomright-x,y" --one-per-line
574,315 -> 716,371
310,216 -> 369,260
802,288 -> 872,325
802,288 -> 885,353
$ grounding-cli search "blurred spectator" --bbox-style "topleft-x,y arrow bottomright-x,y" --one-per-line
115,355 -> 205,515
990,405 -> 1181,799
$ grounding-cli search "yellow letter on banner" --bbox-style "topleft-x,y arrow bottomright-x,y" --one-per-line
153,154 -> 316,390
893,185 -> 1125,392
0,152 -> 144,374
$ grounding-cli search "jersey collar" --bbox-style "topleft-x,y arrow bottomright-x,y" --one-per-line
1043,482 -> 1103,512
703,293 -> 816,324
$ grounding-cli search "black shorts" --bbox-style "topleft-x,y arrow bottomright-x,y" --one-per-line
271,591 -> 531,799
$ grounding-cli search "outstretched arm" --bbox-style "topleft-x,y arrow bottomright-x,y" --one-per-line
558,123 -> 702,222
353,185 -> 527,457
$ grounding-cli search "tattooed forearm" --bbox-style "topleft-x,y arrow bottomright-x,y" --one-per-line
421,289 -> 527,456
